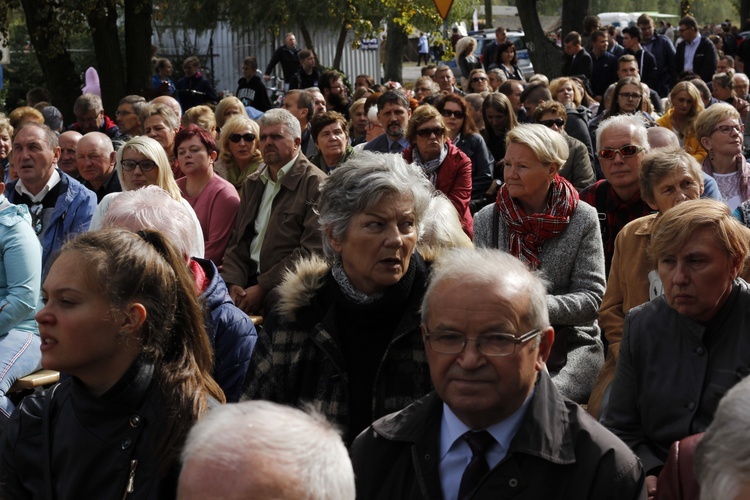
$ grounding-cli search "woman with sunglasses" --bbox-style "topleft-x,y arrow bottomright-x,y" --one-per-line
467,68 -> 490,93
695,103 -> 750,210
435,94 -> 493,205
175,125 -> 240,267
403,105 -> 473,238
214,115 -> 263,190
474,123 -> 605,404
533,101 -> 595,191
495,41 -> 525,82
90,136 -> 205,258
656,81 -> 706,162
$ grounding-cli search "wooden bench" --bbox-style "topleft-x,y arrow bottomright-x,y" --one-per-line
9,369 -> 60,393
250,315 -> 263,326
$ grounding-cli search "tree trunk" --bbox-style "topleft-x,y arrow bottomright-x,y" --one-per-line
484,0 -> 493,28
87,0 -> 126,117
298,19 -> 316,61
20,0 -> 81,122
332,23 -> 348,70
743,0 -> 750,24
124,0 -> 153,96
517,0 -> 563,79
561,0 -> 589,37
384,18 -> 407,83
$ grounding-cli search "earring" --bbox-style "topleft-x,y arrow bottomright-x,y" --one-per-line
708,149 -> 715,162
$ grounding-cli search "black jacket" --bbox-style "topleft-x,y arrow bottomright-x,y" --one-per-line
236,75 -> 272,112
351,371 -> 646,500
673,35 -> 718,82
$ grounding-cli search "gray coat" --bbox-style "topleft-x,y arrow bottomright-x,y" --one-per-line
474,200 -> 605,402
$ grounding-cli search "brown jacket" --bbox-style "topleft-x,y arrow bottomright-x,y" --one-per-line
221,153 -> 326,295
588,214 -> 656,418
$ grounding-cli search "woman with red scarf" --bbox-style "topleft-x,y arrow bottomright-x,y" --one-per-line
474,124 -> 606,403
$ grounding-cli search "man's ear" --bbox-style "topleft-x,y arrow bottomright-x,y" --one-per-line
536,327 -> 555,372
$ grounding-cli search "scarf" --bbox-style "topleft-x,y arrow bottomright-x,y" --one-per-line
495,174 -> 578,269
412,142 -> 449,185
331,259 -> 385,304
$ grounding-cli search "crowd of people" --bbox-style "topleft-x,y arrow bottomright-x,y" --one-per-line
1,13 -> 750,499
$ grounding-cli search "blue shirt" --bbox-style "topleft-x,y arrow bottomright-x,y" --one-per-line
438,389 -> 534,500
683,34 -> 702,72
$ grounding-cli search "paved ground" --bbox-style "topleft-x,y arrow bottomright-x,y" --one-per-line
402,62 -> 422,84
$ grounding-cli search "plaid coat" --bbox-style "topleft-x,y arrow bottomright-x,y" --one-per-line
243,253 -> 433,441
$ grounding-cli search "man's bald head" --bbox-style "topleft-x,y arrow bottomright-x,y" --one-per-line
151,95 -> 182,118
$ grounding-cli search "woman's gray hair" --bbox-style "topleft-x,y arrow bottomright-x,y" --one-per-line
595,113 -> 650,153
421,248 -> 550,343
317,151 -> 434,258
639,146 -> 704,206
257,108 -> 301,140
100,185 -> 197,258
180,400 -> 355,500
139,103 -> 180,131
507,124 -> 569,168
418,193 -> 473,254
696,376 -> 750,499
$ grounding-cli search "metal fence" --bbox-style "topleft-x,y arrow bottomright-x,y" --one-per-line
153,22 -> 382,95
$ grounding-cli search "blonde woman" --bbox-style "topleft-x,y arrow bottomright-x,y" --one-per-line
214,115 -> 262,190
657,81 -> 706,162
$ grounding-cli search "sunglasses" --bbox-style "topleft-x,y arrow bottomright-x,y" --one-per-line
229,133 -> 256,143
416,127 -> 445,138
440,109 -> 465,119
598,145 -> 644,160
471,76 -> 487,83
121,159 -> 157,171
539,118 -> 564,128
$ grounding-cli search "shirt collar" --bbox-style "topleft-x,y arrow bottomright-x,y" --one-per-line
439,387 -> 535,460
16,168 -> 61,203
260,153 -> 298,185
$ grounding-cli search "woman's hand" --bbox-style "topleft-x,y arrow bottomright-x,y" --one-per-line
229,284 -> 265,314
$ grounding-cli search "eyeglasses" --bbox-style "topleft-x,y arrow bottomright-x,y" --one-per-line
539,118 -> 565,128
121,159 -> 158,171
618,92 -> 642,100
678,27 -> 692,33
440,109 -> 465,119
229,133 -> 256,143
598,145 -> 645,160
424,328 -> 542,356
711,124 -> 743,135
416,127 -> 445,138
471,76 -> 487,83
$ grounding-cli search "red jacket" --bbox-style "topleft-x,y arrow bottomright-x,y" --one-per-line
404,140 -> 473,238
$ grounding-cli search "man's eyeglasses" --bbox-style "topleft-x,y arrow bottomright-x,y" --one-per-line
416,127 -> 445,138
229,133 -> 256,143
121,159 -> 158,171
711,124 -> 743,135
424,328 -> 542,356
618,92 -> 641,100
598,145 -> 645,160
440,109 -> 465,119
539,118 -> 564,128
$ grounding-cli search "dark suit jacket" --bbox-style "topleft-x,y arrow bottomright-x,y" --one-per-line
363,133 -> 394,153
565,48 -> 593,80
673,36 -> 717,82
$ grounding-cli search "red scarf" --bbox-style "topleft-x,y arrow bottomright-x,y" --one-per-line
495,175 -> 578,269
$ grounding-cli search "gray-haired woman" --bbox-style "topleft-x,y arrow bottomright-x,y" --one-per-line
245,151 -> 440,445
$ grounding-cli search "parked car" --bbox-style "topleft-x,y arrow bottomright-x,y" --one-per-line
448,30 -> 534,80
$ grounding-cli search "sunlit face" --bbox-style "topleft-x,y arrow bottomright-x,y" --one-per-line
679,24 -> 697,42
222,104 -> 243,122
329,194 -> 418,295
352,107 -> 369,136
671,91 -> 695,118
441,102 -> 465,135
557,82 -> 575,105
593,35 -> 608,54
423,278 -> 550,429
177,136 -> 215,176
639,22 -> 654,40
57,132 -> 81,177
11,126 -> 59,191
228,126 -> 258,166
539,112 -> 564,134
658,227 -> 740,323
646,168 -> 702,212
115,104 -> 141,136
503,142 -> 556,214
617,84 -> 642,113
414,117 -> 445,162
435,70 -> 455,92
470,73 -> 489,93
143,115 -> 178,154
37,251 -> 141,392
414,83 -> 434,101
500,47 -> 515,65
282,93 -> 308,124
485,107 -> 508,135
355,76 -> 370,90
311,91 -> 327,115
618,62 -> 639,79
734,75 -> 749,98
378,102 -> 411,139
314,121 -> 348,162
506,83 -> 524,112
76,137 -> 114,185
285,34 -> 296,49
259,123 -> 299,167
712,82 -> 733,101
488,73 -> 503,91
0,130 -> 11,160
598,126 -> 645,198
120,148 -> 159,190
701,117 -> 744,159
717,59 -> 731,74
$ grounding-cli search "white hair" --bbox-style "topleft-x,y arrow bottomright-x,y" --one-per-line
179,401 -> 355,500
595,113 -> 650,152
696,376 -> 750,499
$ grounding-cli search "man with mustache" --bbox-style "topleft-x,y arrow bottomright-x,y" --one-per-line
363,90 -> 411,154
222,108 -> 326,314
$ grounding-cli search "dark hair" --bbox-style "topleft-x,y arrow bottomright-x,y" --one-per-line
679,16 -> 698,30
622,26 -> 642,42
420,64 -> 437,77
243,56 -> 258,71
377,90 -> 409,111
174,124 -> 218,156
58,229 -> 225,471
605,76 -> 643,119
521,81 -> 552,105
591,30 -> 607,43
563,31 -> 581,45
356,74 -> 375,87
286,90 -> 315,120
298,49 -> 313,61
498,80 -> 524,98
319,70 -> 343,92
310,111 -> 349,143
26,87 -> 51,106
495,41 -> 518,67
435,94 -> 478,136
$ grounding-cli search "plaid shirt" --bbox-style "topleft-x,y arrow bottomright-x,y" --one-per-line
580,180 -> 653,275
